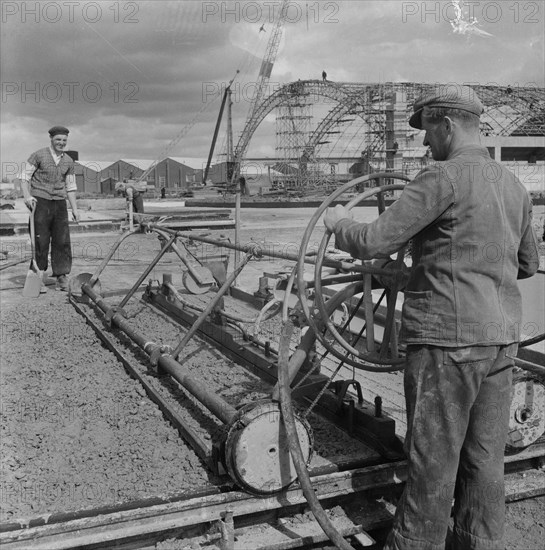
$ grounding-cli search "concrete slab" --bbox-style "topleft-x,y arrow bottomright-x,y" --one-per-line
0,199 -> 235,235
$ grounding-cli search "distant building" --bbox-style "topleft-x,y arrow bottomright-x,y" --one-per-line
206,161 -> 233,186
207,161 -> 283,191
74,161 -> 112,194
148,157 -> 206,192
103,159 -> 155,184
100,177 -> 118,195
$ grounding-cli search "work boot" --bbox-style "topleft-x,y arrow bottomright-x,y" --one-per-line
56,275 -> 69,291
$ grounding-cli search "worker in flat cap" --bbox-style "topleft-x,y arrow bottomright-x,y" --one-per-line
21,125 -> 80,292
324,85 -> 539,550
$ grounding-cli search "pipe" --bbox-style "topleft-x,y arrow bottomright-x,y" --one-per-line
515,357 -> 545,378
277,320 -> 356,550
117,233 -> 177,309
81,283 -> 238,425
89,228 -> 140,286
154,228 -> 213,285
234,187 -> 241,286
156,354 -> 237,425
147,224 -> 395,278
271,281 -> 366,401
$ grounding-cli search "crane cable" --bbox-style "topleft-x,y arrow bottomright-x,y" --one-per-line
136,28 -> 268,184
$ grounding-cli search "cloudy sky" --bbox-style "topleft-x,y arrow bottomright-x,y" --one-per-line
1,0 -> 543,176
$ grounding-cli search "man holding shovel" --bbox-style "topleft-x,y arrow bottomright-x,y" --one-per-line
21,126 -> 80,293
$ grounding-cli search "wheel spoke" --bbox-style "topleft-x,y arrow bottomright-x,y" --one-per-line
292,173 -> 409,373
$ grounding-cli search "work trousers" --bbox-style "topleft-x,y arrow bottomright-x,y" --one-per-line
384,344 -> 515,550
132,192 -> 144,213
32,197 -> 72,277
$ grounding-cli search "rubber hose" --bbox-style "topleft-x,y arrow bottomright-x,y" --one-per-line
277,319 -> 357,550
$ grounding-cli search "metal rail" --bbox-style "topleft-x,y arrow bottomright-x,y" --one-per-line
69,297 -> 216,466
1,460 -> 542,550
80,283 -> 239,426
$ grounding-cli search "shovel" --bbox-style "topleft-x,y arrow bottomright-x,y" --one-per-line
22,205 -> 43,298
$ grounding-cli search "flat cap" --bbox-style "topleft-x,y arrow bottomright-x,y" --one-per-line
409,85 -> 484,129
48,125 -> 70,137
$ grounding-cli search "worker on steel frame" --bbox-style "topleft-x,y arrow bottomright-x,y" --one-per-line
324,85 -> 539,550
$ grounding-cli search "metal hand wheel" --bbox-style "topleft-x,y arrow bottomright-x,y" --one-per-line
296,172 -> 410,372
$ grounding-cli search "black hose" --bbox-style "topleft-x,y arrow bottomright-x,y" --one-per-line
277,319 -> 356,550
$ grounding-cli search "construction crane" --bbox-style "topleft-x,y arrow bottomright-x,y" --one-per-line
229,0 -> 289,186
134,89 -> 225,186
136,2 -> 287,190
202,71 -> 239,186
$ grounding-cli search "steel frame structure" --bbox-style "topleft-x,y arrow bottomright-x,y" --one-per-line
234,80 -> 544,190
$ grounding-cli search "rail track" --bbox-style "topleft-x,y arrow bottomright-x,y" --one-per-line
1,460 -> 543,550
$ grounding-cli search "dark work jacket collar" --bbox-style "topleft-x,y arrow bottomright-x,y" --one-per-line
446,144 -> 489,161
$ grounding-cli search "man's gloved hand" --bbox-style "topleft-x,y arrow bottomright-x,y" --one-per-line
24,197 -> 37,211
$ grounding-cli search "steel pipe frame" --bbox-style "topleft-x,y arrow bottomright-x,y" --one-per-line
118,232 -> 178,309
74,226 -> 258,427
143,224 -> 396,280
89,227 -> 141,286
89,224 -> 207,312
80,282 -> 238,426
163,278 -> 285,359
165,281 -> 281,327
170,253 -> 254,358
70,296 -> 215,463
153,228 -> 214,287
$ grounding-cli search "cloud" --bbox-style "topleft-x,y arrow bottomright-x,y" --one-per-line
1,0 -> 543,170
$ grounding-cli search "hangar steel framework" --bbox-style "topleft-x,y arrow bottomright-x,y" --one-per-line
233,80 -> 545,191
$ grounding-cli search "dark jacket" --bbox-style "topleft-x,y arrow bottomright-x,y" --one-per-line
334,145 -> 539,346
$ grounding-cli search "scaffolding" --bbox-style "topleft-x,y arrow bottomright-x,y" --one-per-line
233,81 -> 544,193
274,86 -> 339,193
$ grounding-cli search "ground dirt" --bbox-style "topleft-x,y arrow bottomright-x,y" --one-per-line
1,204 -> 544,548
